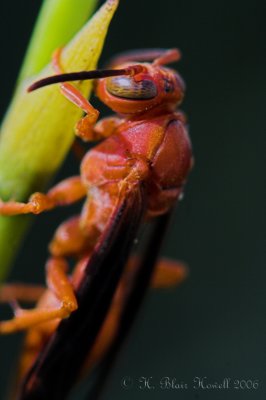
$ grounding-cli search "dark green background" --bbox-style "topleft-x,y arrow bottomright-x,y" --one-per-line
0,0 -> 265,399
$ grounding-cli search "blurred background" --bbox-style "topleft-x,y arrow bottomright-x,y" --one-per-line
0,0 -> 265,399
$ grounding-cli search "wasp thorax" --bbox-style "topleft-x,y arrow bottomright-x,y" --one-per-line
106,76 -> 157,100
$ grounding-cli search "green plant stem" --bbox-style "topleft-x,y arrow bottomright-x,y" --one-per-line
0,0 -> 119,282
19,0 -> 99,82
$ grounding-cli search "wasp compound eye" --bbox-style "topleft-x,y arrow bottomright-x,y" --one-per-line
106,76 -> 157,100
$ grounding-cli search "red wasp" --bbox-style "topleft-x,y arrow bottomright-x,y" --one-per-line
0,48 -> 193,399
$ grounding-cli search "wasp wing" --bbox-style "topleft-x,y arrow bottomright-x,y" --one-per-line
19,186 -> 145,400
88,212 -> 172,399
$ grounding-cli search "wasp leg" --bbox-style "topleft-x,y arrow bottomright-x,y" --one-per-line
151,258 -> 188,288
108,48 -> 181,67
0,258 -> 77,334
71,115 -> 123,162
0,284 -> 45,304
153,48 -> 181,66
53,49 -> 124,142
52,48 -> 100,141
49,215 -> 92,258
18,328 -> 48,389
60,82 -> 100,141
123,255 -> 188,289
93,116 -> 123,139
0,176 -> 86,216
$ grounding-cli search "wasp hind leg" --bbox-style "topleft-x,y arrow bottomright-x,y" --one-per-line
0,284 -> 45,304
0,258 -> 77,334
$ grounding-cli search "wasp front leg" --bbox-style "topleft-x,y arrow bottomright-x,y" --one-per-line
0,258 -> 77,334
71,115 -> 124,162
0,176 -> 86,216
52,49 -> 123,143
51,49 -> 99,141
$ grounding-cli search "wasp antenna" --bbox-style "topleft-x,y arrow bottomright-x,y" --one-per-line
28,65 -> 145,92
